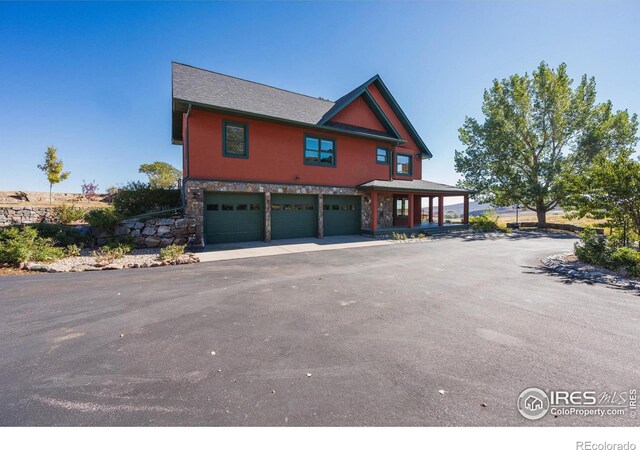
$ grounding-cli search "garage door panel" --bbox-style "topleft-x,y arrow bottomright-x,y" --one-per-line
324,195 -> 361,236
205,193 -> 264,244
271,194 -> 317,240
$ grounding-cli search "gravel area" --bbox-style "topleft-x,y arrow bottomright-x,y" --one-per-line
543,252 -> 640,291
24,248 -> 199,273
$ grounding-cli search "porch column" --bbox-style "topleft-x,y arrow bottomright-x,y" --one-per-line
408,194 -> 415,229
463,194 -> 469,225
414,195 -> 422,225
428,196 -> 434,223
438,195 -> 444,226
371,191 -> 378,231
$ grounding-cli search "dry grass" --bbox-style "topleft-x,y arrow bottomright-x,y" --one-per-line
0,201 -> 109,208
0,191 -> 109,208
495,211 -> 607,229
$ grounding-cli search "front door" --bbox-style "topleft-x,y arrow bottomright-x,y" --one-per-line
393,195 -> 409,227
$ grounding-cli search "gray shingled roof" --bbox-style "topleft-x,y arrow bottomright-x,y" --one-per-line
358,179 -> 470,194
172,62 -> 335,124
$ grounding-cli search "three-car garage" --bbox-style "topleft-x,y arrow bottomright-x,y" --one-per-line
203,192 -> 361,244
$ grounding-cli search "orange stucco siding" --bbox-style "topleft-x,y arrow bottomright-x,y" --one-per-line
366,83 -> 421,154
330,96 -> 387,132
186,109 -> 419,186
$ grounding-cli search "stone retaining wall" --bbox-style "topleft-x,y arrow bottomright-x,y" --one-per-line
95,217 -> 197,248
0,206 -> 56,226
1,207 -> 197,249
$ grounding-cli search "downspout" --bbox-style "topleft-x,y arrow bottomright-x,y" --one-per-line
181,103 -> 192,209
389,141 -> 399,181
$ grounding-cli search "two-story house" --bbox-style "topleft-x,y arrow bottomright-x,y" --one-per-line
171,62 -> 470,246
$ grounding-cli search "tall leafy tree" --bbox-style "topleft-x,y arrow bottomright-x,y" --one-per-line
138,161 -> 181,189
562,150 -> 640,247
37,146 -> 70,203
455,61 -> 637,225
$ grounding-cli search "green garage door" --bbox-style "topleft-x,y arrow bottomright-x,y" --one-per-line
271,194 -> 318,240
323,195 -> 361,236
204,192 -> 264,244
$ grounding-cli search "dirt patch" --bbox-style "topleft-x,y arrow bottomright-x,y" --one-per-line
0,266 -> 42,277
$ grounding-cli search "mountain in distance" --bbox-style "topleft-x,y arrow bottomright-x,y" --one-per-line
424,201 -> 561,217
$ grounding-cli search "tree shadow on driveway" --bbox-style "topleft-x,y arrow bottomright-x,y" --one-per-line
450,230 -> 579,243
521,263 -> 640,297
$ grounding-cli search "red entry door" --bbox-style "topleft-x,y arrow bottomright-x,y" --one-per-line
393,195 -> 409,227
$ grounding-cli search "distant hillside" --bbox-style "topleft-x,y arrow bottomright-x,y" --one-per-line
424,201 -> 561,217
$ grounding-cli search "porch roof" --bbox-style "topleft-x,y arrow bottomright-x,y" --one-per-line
357,179 -> 471,195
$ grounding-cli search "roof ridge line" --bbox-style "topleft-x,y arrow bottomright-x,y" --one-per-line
172,61 -> 335,104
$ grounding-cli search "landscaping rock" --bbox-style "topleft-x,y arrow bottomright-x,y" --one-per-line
159,237 -> 174,246
142,227 -> 156,236
144,236 -> 161,247
70,264 -> 94,272
174,218 -> 188,229
25,263 -> 49,272
543,253 -> 640,292
116,226 -> 130,236
156,225 -> 171,235
22,247 -> 199,274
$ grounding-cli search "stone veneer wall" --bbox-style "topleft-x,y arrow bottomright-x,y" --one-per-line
377,193 -> 394,228
96,217 -> 197,248
360,192 -> 393,229
0,207 -> 56,226
361,194 -> 371,229
184,179 -> 362,246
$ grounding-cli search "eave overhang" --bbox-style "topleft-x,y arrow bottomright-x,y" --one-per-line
171,98 -> 405,146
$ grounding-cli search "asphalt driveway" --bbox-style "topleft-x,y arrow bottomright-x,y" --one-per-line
0,232 -> 638,426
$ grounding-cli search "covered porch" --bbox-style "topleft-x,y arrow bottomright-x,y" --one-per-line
358,179 -> 472,236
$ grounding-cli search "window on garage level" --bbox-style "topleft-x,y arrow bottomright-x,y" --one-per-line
304,135 -> 335,167
223,121 -> 248,158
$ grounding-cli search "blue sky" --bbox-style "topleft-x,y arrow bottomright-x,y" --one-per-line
1,1 -> 638,194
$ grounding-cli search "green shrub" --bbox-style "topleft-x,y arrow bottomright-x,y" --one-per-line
609,247 -> 640,277
391,232 -> 407,241
469,212 -> 502,232
85,207 -> 122,232
112,181 -> 181,217
102,236 -> 134,254
64,244 -> 82,257
574,228 -> 609,266
91,241 -> 132,264
575,228 -> 640,277
417,233 -> 426,239
53,203 -> 85,224
31,241 -> 66,262
27,223 -> 92,247
159,244 -> 186,261
0,226 -> 65,267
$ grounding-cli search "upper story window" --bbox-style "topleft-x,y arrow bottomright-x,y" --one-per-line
223,121 -> 248,158
376,147 -> 389,164
396,153 -> 413,176
304,135 -> 335,167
